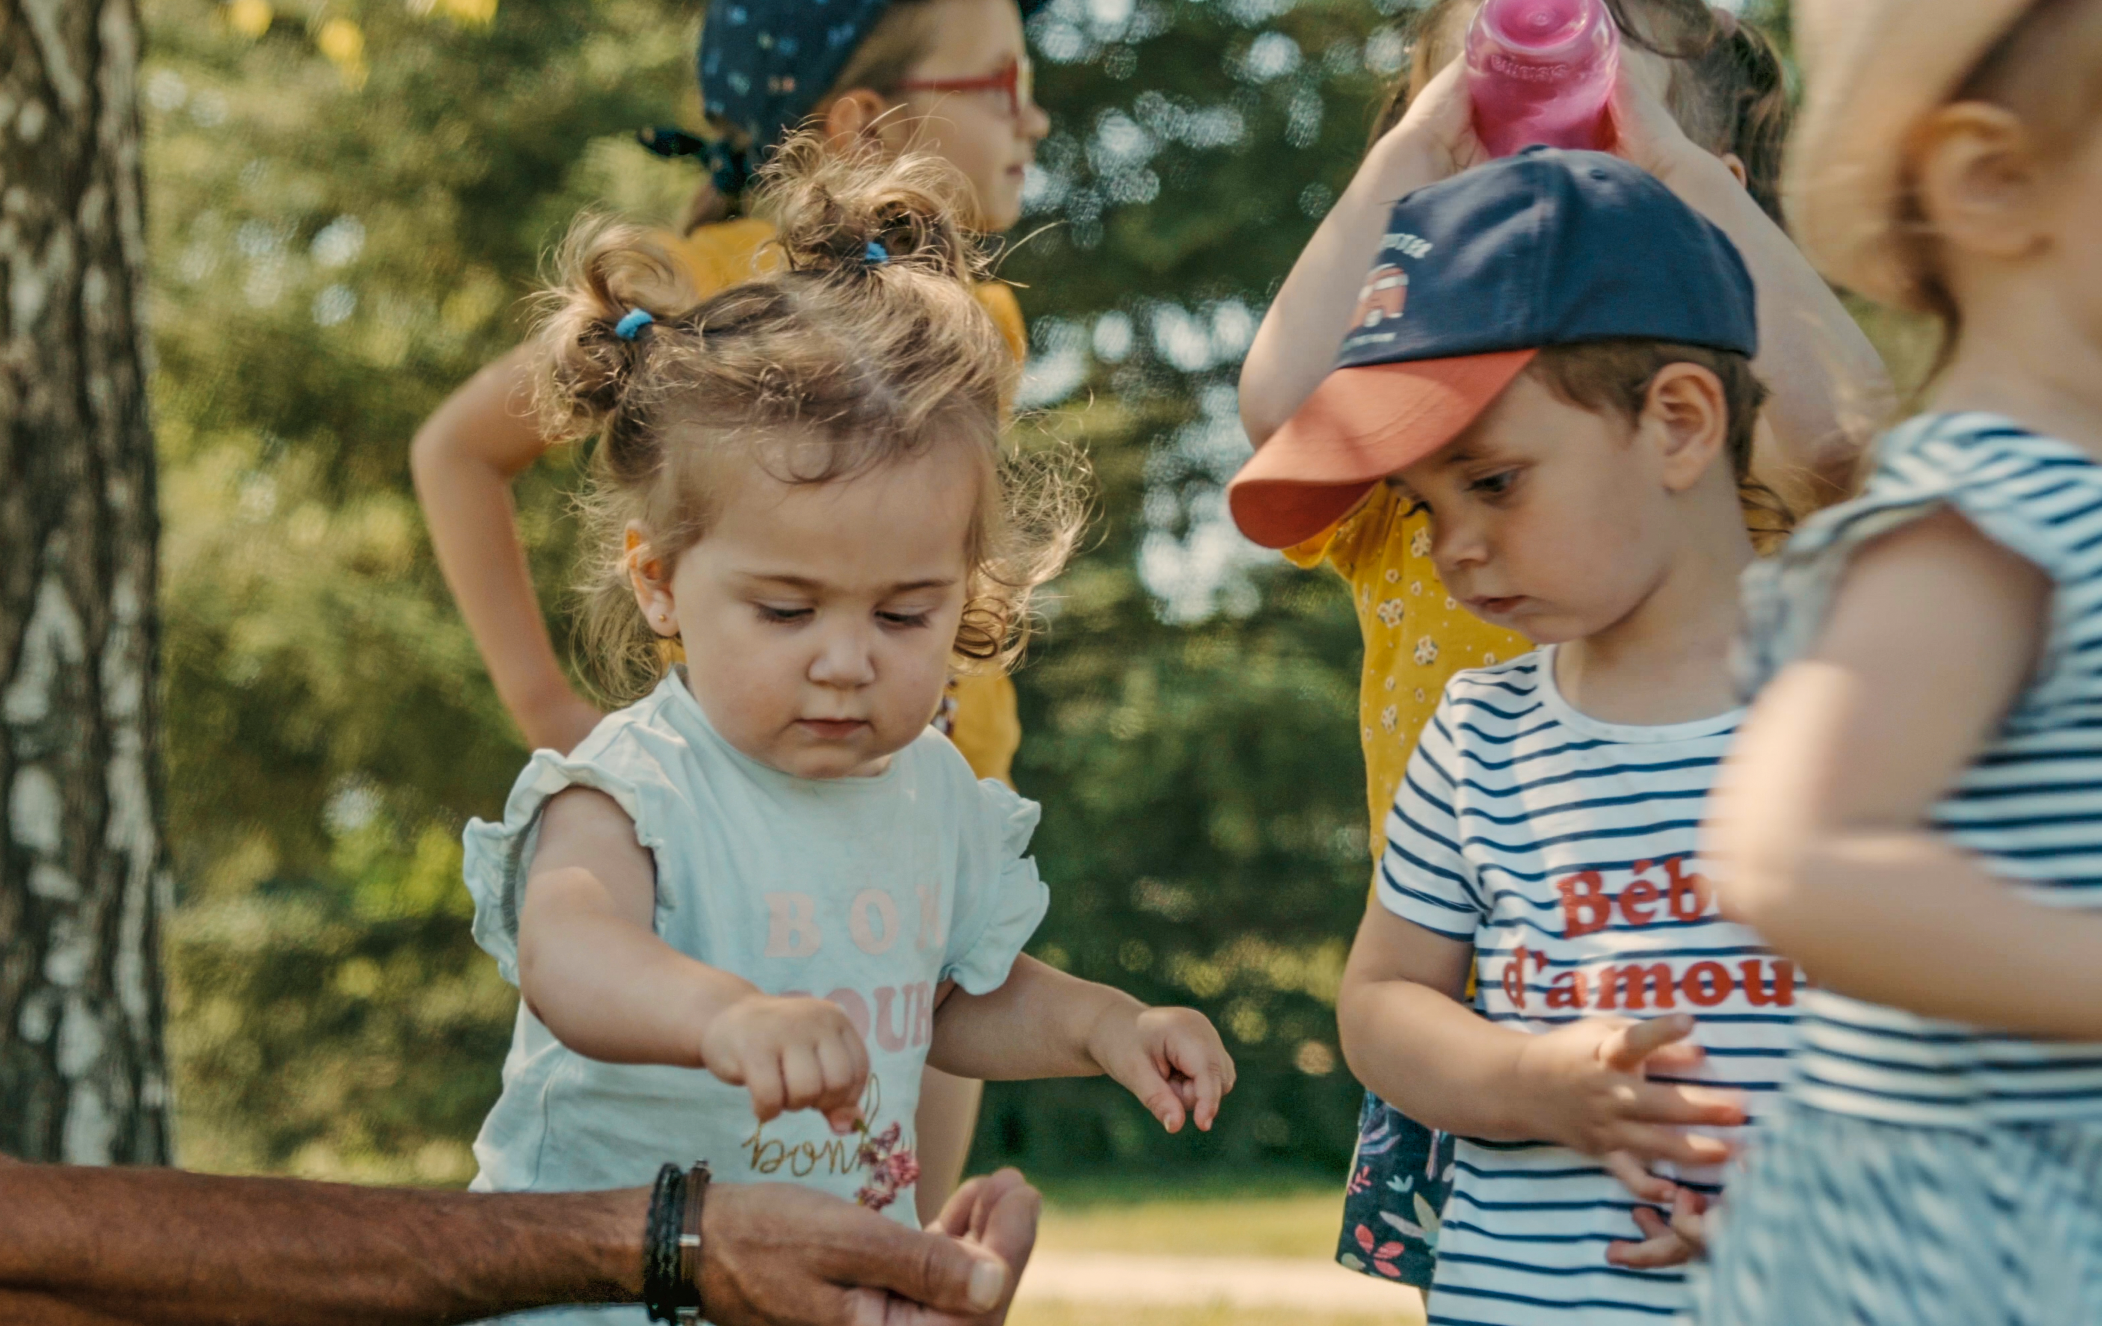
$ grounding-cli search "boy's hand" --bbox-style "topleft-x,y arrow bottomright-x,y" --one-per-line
1608,1187 -> 1711,1269
1087,1004 -> 1237,1134
1511,1013 -> 1745,1166
700,994 -> 869,1133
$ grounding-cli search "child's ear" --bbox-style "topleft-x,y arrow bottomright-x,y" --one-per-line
625,524 -> 680,639
1641,363 -> 1729,495
822,89 -> 896,150
1910,103 -> 2048,266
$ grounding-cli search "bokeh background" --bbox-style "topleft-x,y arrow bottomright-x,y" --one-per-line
144,0 -> 1924,1191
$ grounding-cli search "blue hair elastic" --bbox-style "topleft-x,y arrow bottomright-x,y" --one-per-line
863,239 -> 890,266
614,308 -> 654,340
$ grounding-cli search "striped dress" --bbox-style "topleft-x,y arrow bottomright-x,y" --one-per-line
1382,651 -> 1795,1325
1695,414 -> 2102,1326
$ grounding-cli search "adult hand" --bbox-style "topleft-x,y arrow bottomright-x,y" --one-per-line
700,1171 -> 1041,1326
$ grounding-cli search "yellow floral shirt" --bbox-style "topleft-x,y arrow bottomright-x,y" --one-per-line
656,218 -> 1027,786
1287,482 -> 1531,861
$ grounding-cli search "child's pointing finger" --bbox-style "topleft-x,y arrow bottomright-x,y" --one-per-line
1602,1014 -> 1698,1073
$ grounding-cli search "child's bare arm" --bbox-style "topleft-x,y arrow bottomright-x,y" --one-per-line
1336,906 -> 1743,1166
518,788 -> 868,1130
1609,74 -> 1893,503
1714,510 -> 2102,1039
411,347 -> 602,754
928,957 -> 1236,1134
1238,61 -> 1481,447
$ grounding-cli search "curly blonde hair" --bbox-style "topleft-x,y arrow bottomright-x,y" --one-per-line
532,134 -> 1087,703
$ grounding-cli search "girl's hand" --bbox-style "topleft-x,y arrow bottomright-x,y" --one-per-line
1608,1187 -> 1711,1269
1604,65 -> 1736,195
1375,59 -> 1492,186
1086,1005 -> 1237,1134
700,994 -> 870,1133
1511,1014 -> 1744,1165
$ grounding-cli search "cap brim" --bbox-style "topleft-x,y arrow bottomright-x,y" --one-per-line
1228,350 -> 1536,550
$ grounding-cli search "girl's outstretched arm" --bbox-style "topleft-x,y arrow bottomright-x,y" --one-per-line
928,958 -> 1236,1133
518,788 -> 869,1131
1237,61 -> 1482,447
411,347 -> 602,754
1714,509 -> 2102,1039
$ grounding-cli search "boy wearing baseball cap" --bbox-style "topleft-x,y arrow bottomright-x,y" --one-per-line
1282,149 -> 1797,1324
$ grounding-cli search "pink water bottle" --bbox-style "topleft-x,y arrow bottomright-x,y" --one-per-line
1465,0 -> 1620,159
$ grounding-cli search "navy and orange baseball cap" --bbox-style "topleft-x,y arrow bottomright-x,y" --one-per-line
1228,148 -> 1758,550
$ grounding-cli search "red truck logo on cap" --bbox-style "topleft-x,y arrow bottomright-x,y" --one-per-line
1353,265 -> 1408,329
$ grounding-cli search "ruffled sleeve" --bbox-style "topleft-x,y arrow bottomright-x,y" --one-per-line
1738,415 -> 2094,710
941,777 -> 1051,995
460,740 -> 675,987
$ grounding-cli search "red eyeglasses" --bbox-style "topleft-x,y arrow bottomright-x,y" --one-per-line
897,56 -> 1036,119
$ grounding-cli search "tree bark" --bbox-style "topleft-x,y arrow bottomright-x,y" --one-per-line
0,0 -> 171,1163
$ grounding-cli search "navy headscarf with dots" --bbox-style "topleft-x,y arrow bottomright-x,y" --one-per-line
642,0 -> 1046,195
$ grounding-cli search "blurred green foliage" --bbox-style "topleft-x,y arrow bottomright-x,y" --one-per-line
146,0 -> 1401,1183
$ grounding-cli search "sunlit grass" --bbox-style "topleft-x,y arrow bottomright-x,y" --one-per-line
1033,1170 -> 1349,1261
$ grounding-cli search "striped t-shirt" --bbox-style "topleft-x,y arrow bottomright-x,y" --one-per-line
1381,652 -> 1794,1326
1738,413 -> 2102,1127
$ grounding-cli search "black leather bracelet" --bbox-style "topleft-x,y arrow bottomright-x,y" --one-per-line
677,1162 -> 711,1322
643,1163 -> 685,1323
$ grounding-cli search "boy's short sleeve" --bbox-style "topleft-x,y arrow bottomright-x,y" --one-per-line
1375,693 -> 1486,941
941,777 -> 1051,995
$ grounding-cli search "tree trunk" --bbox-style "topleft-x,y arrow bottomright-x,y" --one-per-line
0,0 -> 171,1164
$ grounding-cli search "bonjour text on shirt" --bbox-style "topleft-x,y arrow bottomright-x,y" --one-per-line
1379,651 -> 1797,1326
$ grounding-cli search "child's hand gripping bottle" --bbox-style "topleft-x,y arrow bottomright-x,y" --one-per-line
1465,0 -> 1621,158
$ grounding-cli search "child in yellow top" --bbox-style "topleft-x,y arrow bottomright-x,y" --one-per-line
1238,0 -> 1891,1300
411,0 -> 1048,1223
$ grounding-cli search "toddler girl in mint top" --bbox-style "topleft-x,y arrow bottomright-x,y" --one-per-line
459,138 -> 1234,1273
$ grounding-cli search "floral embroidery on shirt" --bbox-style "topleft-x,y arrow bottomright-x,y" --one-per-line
1410,527 -> 1432,557
1414,637 -> 1439,666
1414,688 -> 1427,704
1384,677 -> 1398,692
1385,568 -> 1401,584
1376,599 -> 1405,629
1380,705 -> 1399,733
1410,580 -> 1424,596
1445,596 -> 1459,610
1483,653 -> 1498,665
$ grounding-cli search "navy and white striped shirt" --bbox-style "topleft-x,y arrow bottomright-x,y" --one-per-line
1382,653 -> 1793,1326
1739,413 -> 2102,1127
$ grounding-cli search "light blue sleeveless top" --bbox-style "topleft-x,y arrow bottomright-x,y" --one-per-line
461,671 -> 1049,1322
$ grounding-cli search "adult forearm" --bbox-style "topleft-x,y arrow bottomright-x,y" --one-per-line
1735,830 -> 2102,1041
929,958 -> 1126,1080
0,1165 -> 641,1326
1239,133 -> 1445,445
1337,978 -> 1539,1141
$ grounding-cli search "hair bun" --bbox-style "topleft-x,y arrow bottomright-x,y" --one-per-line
529,218 -> 699,459
756,132 -> 988,286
